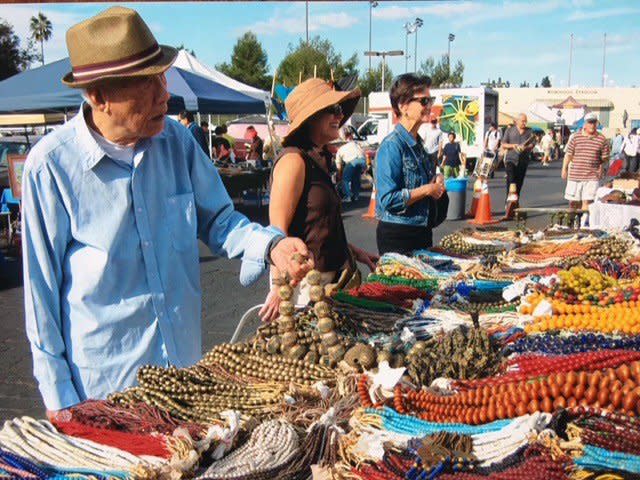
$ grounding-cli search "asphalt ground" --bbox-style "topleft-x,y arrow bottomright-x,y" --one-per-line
0,159 -> 566,418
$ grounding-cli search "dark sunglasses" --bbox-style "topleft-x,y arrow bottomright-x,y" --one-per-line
321,104 -> 343,116
410,96 -> 435,107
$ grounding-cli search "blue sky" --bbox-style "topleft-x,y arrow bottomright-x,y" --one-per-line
3,1 -> 639,88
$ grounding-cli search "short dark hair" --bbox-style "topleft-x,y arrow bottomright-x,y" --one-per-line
179,110 -> 195,123
490,122 -> 497,128
200,121 -> 208,128
214,126 -> 225,135
220,124 -> 228,133
448,131 -> 456,139
389,73 -> 432,117
246,126 -> 256,132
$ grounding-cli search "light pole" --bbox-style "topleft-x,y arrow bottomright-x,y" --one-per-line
305,0 -> 309,45
447,33 -> 455,75
413,17 -> 423,72
368,1 -> 379,72
568,33 -> 574,86
403,22 -> 415,73
364,50 -> 404,91
601,32 -> 607,87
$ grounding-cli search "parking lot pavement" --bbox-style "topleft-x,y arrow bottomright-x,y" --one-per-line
0,160 -> 564,416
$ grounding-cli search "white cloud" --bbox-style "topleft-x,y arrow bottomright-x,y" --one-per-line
372,2 -> 480,21
245,9 -> 358,36
568,7 -> 640,21
1,5 -> 85,64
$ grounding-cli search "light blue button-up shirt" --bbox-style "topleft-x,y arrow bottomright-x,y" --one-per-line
22,106 -> 282,410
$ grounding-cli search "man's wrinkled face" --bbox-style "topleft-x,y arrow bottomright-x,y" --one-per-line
98,73 -> 170,140
516,114 -> 528,130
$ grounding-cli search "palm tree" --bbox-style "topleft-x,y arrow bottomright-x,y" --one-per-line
30,12 -> 52,66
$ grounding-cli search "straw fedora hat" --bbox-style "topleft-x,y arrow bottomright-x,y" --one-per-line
62,6 -> 178,88
284,78 -> 361,140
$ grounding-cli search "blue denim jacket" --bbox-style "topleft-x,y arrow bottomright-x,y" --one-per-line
375,124 -> 435,226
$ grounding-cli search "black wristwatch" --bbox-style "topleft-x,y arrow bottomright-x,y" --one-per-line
265,235 -> 285,265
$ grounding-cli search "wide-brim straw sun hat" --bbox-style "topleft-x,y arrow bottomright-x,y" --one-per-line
284,78 -> 361,140
62,6 -> 178,88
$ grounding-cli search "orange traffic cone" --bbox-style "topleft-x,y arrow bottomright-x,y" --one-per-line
466,178 -> 482,218
469,181 -> 500,225
362,187 -> 376,219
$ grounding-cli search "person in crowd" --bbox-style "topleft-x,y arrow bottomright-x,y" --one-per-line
200,121 -> 210,136
561,112 -> 610,217
484,122 -> 501,178
501,113 -> 535,218
335,129 -> 366,202
219,124 -> 236,150
211,126 -> 232,165
178,110 -> 209,156
22,6 -> 311,419
375,73 -> 447,255
418,116 -> 444,168
439,131 -> 466,179
540,129 -> 556,166
245,126 -> 264,166
622,128 -> 639,173
259,78 -> 378,321
611,128 -> 624,161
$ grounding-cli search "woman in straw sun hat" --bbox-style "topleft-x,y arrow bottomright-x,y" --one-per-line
259,78 -> 379,322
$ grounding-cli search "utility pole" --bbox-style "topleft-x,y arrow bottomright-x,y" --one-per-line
368,1 -> 378,72
601,32 -> 607,87
413,18 -> 423,72
568,33 -> 574,87
364,50 -> 404,91
447,33 -> 455,76
403,22 -> 414,73
305,0 -> 309,45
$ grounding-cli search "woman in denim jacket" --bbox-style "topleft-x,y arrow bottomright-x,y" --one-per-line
375,74 -> 447,255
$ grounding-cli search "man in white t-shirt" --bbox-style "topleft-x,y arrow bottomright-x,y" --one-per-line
483,122 -> 501,178
622,128 -> 640,173
418,117 -> 444,166
335,129 -> 366,202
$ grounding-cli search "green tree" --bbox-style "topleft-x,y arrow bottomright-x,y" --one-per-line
0,19 -> 37,80
481,77 -> 510,88
29,12 -> 52,66
277,36 -> 358,86
541,75 -> 552,87
217,32 -> 271,90
176,44 -> 196,56
358,62 -> 393,97
419,55 -> 464,87
519,81 -> 531,87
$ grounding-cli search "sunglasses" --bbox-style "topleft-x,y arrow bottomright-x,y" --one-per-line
410,96 -> 435,107
321,104 -> 343,116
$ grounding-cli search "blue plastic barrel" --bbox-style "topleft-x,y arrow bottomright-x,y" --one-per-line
444,177 -> 468,220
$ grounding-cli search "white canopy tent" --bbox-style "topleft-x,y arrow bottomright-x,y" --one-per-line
173,50 -> 270,104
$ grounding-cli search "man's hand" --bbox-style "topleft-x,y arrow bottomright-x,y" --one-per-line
561,167 -> 568,181
269,237 -> 314,285
435,174 -> 445,185
425,182 -> 445,199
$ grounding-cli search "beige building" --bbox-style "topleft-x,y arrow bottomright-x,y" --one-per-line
495,87 -> 640,137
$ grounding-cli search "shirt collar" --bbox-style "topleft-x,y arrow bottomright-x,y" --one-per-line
396,123 -> 419,148
74,103 -> 167,171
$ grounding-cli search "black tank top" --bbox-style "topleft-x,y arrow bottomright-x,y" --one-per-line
271,146 -> 349,272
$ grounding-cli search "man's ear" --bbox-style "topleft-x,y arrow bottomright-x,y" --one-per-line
85,87 -> 109,114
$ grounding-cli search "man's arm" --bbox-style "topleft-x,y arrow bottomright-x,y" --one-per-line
186,134 -> 307,286
562,136 -> 576,180
22,162 -> 80,411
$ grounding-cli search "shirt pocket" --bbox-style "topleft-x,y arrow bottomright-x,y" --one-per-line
166,192 -> 197,252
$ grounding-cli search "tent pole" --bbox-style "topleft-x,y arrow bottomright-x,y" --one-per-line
267,70 -> 279,162
208,114 -> 213,157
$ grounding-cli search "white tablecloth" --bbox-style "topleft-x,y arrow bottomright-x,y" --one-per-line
589,201 -> 640,230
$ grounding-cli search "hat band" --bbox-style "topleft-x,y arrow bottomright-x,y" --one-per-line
72,43 -> 163,81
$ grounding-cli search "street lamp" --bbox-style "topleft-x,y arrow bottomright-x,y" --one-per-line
364,50 -> 404,91
368,1 -> 379,72
403,22 -> 416,73
413,17 -> 423,72
447,33 -> 455,75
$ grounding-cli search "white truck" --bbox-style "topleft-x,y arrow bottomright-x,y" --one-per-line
361,87 -> 499,160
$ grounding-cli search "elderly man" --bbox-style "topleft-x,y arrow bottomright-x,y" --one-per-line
501,113 -> 535,219
22,6 -> 311,418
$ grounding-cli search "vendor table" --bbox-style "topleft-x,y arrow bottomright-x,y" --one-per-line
218,168 -> 270,205
589,186 -> 640,230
